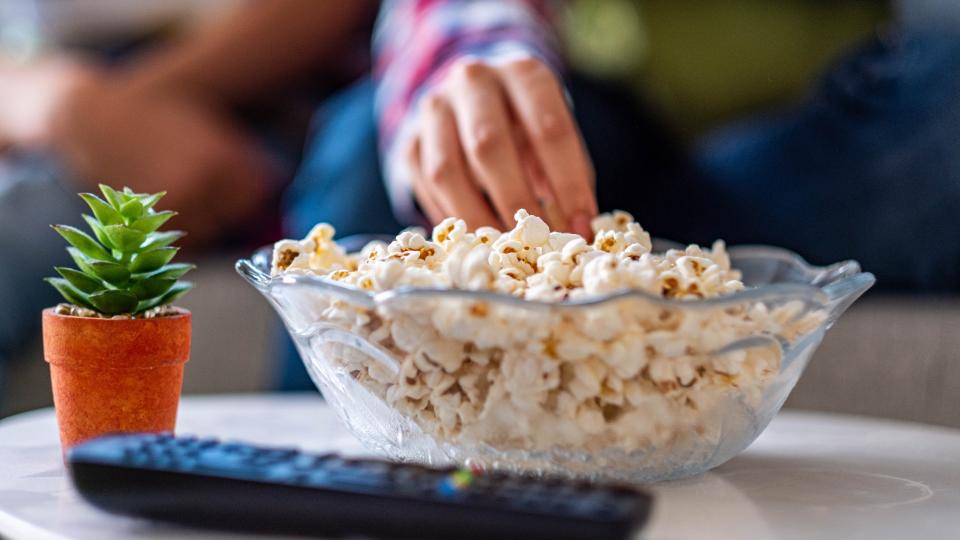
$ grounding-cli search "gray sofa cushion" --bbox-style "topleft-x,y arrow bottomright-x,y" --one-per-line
787,295 -> 960,428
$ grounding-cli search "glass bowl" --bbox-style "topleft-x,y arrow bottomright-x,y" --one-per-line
237,239 -> 873,483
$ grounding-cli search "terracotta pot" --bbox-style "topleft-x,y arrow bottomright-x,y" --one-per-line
41,307 -> 191,450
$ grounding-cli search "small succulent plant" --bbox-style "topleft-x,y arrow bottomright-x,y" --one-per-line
46,185 -> 194,316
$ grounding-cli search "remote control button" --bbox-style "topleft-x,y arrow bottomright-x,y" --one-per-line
153,433 -> 175,444
321,469 -> 393,490
192,451 -> 268,478
247,448 -> 299,466
352,461 -> 391,475
196,438 -> 219,449
220,442 -> 257,455
264,448 -> 299,459
173,436 -> 197,447
289,453 -> 335,470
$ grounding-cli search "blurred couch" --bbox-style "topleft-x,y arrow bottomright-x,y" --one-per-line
3,255 -> 959,430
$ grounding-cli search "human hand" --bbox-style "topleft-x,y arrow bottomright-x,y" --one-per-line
0,56 -> 89,151
51,73 -> 275,246
405,56 -> 597,237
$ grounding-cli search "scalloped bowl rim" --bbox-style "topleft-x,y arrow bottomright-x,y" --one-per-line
236,242 -> 876,312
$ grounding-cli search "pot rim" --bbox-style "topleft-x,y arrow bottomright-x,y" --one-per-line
42,306 -> 191,322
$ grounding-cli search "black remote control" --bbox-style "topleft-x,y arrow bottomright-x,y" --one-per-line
68,433 -> 652,540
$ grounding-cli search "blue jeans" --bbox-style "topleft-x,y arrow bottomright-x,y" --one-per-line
691,31 -> 960,290
278,29 -> 960,389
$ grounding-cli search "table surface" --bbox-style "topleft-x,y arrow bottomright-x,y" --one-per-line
1,394 -> 959,540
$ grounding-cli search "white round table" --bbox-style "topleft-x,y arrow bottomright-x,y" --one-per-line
1,394 -> 958,540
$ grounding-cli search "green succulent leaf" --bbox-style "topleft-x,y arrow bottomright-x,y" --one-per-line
87,289 -> 139,315
160,281 -> 192,304
52,225 -> 113,261
120,198 -> 145,221
66,247 -> 128,286
136,281 -> 192,313
45,277 -> 95,310
130,277 -> 177,301
67,247 -> 96,275
55,267 -> 106,294
139,191 -> 166,209
79,193 -> 123,225
89,260 -> 131,286
131,210 -> 175,234
136,263 -> 195,281
102,224 -> 147,252
115,188 -> 135,206
130,247 -> 178,273
99,184 -> 125,210
81,214 -> 116,250
140,230 -> 185,251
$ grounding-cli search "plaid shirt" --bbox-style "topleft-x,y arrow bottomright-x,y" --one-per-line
373,0 -> 564,222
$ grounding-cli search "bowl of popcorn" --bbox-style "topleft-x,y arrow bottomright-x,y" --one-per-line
237,210 -> 874,483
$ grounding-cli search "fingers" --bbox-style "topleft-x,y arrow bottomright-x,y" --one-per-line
418,95 -> 499,229
497,58 -> 597,237
514,126 -> 565,230
406,58 -> 595,232
443,61 -> 540,227
407,138 -> 446,222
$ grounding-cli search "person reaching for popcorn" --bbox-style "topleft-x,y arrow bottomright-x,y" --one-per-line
357,0 -> 960,292
285,0 -> 960,386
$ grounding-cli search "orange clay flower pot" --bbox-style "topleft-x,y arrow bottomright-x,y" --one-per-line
42,307 -> 191,450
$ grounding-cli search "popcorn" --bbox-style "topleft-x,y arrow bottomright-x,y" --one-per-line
590,210 -> 633,235
271,209 -> 826,458
593,230 -> 627,255
474,226 -> 502,246
271,240 -> 305,274
509,209 -> 550,247
432,217 -> 468,246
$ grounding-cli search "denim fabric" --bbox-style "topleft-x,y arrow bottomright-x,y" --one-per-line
283,78 -> 405,240
692,30 -> 960,290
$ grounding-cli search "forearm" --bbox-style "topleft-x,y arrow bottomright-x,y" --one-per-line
124,0 -> 379,104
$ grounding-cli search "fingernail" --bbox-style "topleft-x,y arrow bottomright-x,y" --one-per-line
572,213 -> 593,239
